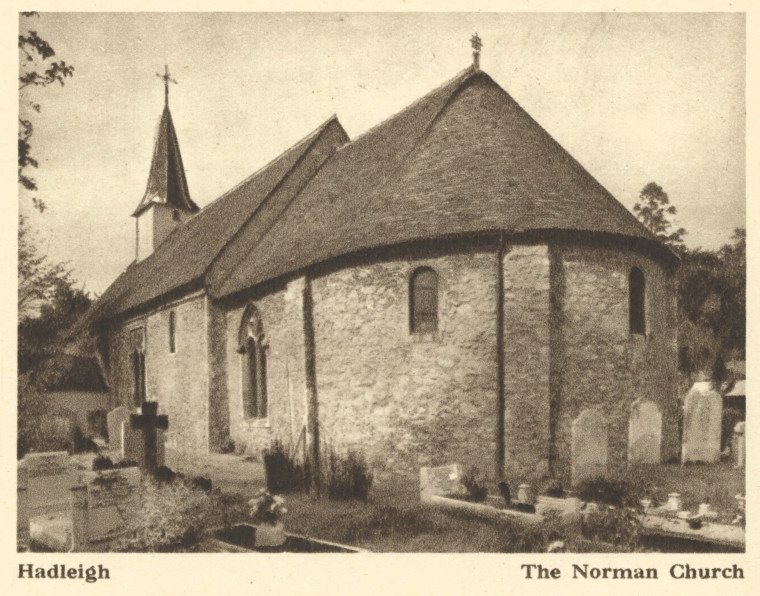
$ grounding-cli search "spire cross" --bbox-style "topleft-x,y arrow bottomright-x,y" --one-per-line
156,64 -> 177,106
470,33 -> 483,69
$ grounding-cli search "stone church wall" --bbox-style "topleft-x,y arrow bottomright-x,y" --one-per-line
310,249 -> 499,475
107,293 -> 209,453
555,243 -> 679,482
224,278 -> 309,456
501,244 -> 552,482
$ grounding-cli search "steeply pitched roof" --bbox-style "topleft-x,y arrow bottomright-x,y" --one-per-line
211,67 -> 665,298
86,116 -> 348,324
91,66 -> 671,322
132,104 -> 200,217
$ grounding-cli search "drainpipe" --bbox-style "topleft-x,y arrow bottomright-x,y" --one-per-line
302,276 -> 320,493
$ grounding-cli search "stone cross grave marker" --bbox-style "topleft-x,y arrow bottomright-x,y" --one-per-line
71,467 -> 141,552
733,421 -> 745,468
420,463 -> 467,501
681,382 -> 722,464
129,401 -> 168,473
628,399 -> 662,464
571,409 -> 608,485
106,406 -> 129,455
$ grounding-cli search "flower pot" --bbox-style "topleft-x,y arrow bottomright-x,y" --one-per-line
255,522 -> 286,548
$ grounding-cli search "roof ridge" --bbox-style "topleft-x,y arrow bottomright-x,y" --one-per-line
190,114 -> 341,221
344,66 -> 476,148
206,116 -> 348,292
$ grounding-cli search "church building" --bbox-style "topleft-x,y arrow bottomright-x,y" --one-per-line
84,47 -> 679,484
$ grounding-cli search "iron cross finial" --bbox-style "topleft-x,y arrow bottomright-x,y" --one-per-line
156,64 -> 177,106
470,33 -> 483,69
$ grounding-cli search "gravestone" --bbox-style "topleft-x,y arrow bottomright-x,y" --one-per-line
18,451 -> 79,518
628,399 -> 662,464
733,421 -> 745,468
128,401 -> 168,473
420,463 -> 467,501
681,382 -> 722,464
106,406 -> 129,454
571,409 -> 608,485
71,467 -> 141,552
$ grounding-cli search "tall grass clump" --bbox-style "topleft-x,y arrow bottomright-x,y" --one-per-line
263,439 -> 311,493
115,479 -> 232,552
323,445 -> 373,501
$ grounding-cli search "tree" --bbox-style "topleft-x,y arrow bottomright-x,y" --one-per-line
18,214 -> 72,322
633,182 -> 686,252
19,11 -> 74,212
676,228 -> 745,386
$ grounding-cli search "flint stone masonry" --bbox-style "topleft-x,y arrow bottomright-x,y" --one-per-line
107,406 -> 129,453
571,409 -> 608,485
628,399 -> 662,464
682,382 -> 722,464
557,244 -> 679,481
224,277 -> 309,456
104,238 -> 678,483
108,294 -> 209,453
311,249 -> 498,474
71,467 -> 141,551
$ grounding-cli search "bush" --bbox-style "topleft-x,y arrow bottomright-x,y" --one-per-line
92,455 -> 115,470
115,479 -> 226,552
582,506 -> 642,550
461,467 -> 487,502
574,477 -> 640,508
263,439 -> 311,493
323,446 -> 373,501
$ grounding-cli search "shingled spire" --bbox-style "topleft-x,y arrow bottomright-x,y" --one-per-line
133,66 -> 199,261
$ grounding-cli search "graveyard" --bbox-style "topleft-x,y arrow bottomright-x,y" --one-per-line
17,397 -> 746,553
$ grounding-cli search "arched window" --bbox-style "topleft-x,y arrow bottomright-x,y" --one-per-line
168,310 -> 176,353
239,304 -> 268,419
410,267 -> 438,334
629,267 -> 646,335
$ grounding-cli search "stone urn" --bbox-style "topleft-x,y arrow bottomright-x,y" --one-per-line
255,522 -> 286,548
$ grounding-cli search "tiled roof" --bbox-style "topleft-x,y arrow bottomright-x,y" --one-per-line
212,67 -> 664,298
86,116 -> 348,324
90,66 -> 669,322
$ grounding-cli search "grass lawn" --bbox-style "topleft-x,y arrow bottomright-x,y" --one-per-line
212,462 -> 744,552
621,461 -> 744,516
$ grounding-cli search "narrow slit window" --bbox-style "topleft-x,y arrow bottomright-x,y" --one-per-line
410,267 -> 438,334
168,310 -> 176,353
629,267 -> 646,335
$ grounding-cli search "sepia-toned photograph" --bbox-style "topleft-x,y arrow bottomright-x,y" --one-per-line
16,10 -> 745,563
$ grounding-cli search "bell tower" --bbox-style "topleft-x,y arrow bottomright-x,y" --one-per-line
132,65 -> 199,262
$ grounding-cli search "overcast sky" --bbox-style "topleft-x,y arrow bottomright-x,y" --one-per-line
20,12 -> 745,295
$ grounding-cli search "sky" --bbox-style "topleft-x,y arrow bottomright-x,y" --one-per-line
19,11 -> 746,296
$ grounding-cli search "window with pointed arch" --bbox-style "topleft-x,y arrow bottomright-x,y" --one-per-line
629,267 -> 646,335
238,304 -> 268,419
410,267 -> 438,334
